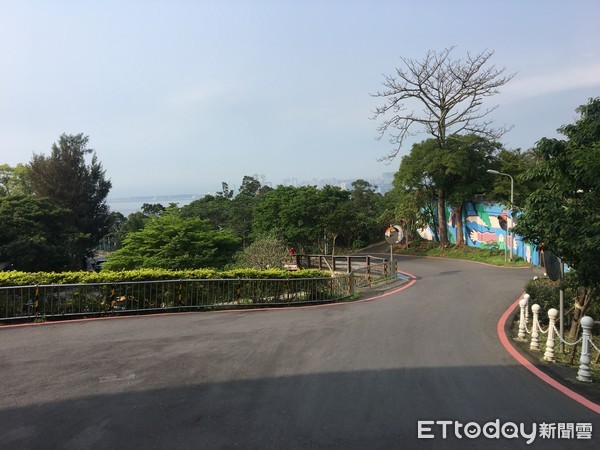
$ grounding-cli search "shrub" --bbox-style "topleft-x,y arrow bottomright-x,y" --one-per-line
0,268 -> 331,287
524,277 -> 560,314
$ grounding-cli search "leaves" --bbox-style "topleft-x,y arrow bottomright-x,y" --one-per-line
102,210 -> 241,270
514,98 -> 600,286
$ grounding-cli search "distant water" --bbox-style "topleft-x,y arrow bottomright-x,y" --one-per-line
108,195 -> 199,216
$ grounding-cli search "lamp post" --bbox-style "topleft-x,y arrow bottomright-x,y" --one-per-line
487,169 -> 514,261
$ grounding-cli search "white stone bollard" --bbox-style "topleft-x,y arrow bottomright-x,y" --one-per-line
518,298 -> 528,340
523,293 -> 530,324
577,316 -> 594,383
544,308 -> 558,362
530,304 -> 540,351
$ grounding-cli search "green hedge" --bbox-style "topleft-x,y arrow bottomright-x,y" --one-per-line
0,268 -> 332,287
524,277 -> 561,315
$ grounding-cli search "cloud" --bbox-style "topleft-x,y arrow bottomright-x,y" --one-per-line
165,84 -> 232,108
503,63 -> 600,102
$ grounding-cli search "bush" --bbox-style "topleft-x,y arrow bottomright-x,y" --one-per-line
524,277 -> 560,314
0,268 -> 332,287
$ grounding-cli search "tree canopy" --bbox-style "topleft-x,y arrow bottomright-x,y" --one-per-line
372,47 -> 513,245
0,195 -> 75,271
103,209 -> 241,270
515,98 -> 600,287
28,133 -> 112,266
392,134 -> 500,245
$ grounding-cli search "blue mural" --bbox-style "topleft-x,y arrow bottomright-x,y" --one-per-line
418,202 -> 541,265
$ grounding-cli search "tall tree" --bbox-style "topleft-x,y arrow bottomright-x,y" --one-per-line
444,134 -> 499,245
251,186 -> 322,253
348,180 -> 385,248
372,47 -> 513,245
0,195 -> 75,271
231,175 -> 271,245
393,139 -> 446,241
0,164 -> 31,196
28,133 -> 112,267
489,148 -> 540,208
514,98 -> 600,337
181,194 -> 233,230
319,185 -> 354,255
102,210 -> 241,270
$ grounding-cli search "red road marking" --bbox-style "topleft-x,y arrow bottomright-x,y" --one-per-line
498,296 -> 600,414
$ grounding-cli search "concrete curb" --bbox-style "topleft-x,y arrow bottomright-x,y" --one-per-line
498,296 -> 600,414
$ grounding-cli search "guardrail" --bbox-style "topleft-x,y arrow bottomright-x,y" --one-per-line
295,254 -> 388,273
516,293 -> 598,382
0,277 -> 350,322
0,258 -> 400,323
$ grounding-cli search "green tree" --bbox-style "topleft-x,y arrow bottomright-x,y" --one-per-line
28,133 -> 112,267
235,233 -> 288,269
488,148 -> 540,208
514,98 -> 600,337
103,210 -> 241,270
392,135 -> 500,245
372,47 -> 513,246
0,195 -> 75,271
181,194 -> 233,230
252,185 -> 323,253
444,134 -> 499,245
0,164 -> 31,196
141,203 -> 166,216
230,175 -> 271,245
393,139 -> 446,241
319,185 -> 354,255
348,180 -> 385,248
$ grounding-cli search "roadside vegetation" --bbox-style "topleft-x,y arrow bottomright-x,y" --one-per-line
0,47 -> 597,339
393,239 -> 531,267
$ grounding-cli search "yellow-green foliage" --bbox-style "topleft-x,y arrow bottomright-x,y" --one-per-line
0,268 -> 331,287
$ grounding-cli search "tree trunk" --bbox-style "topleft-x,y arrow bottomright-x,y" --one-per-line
455,203 -> 465,247
567,287 -> 593,340
437,188 -> 448,246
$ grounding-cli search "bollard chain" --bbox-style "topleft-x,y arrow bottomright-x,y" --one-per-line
551,325 -> 582,346
589,335 -> 600,354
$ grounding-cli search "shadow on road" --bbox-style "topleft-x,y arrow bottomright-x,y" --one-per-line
1,367 -> 598,449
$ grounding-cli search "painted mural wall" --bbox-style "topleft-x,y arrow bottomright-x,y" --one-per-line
418,202 -> 541,266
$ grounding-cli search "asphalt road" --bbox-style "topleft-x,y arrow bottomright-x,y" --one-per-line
0,256 -> 598,449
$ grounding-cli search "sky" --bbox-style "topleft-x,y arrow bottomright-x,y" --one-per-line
1,0 -> 599,198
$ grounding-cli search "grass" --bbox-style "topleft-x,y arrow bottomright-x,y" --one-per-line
511,318 -> 600,386
394,240 -> 532,267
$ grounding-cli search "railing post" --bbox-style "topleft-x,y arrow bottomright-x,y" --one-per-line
544,308 -> 558,362
34,285 -> 40,317
518,298 -> 528,340
236,278 -> 242,304
577,316 -> 594,383
530,304 -> 540,351
178,279 -> 183,309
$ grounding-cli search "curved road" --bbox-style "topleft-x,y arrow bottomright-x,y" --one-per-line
0,256 -> 598,449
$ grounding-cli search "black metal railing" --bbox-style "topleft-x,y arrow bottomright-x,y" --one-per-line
295,254 -> 388,273
0,257 -> 401,322
0,276 -> 353,322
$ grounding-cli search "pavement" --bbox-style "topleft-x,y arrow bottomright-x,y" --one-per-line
0,255 -> 598,449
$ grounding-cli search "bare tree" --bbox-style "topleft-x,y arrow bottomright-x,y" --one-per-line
371,47 -> 514,245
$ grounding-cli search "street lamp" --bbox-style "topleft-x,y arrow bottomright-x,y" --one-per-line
487,169 -> 514,261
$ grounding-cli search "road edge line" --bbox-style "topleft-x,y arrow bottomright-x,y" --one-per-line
498,295 -> 600,414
